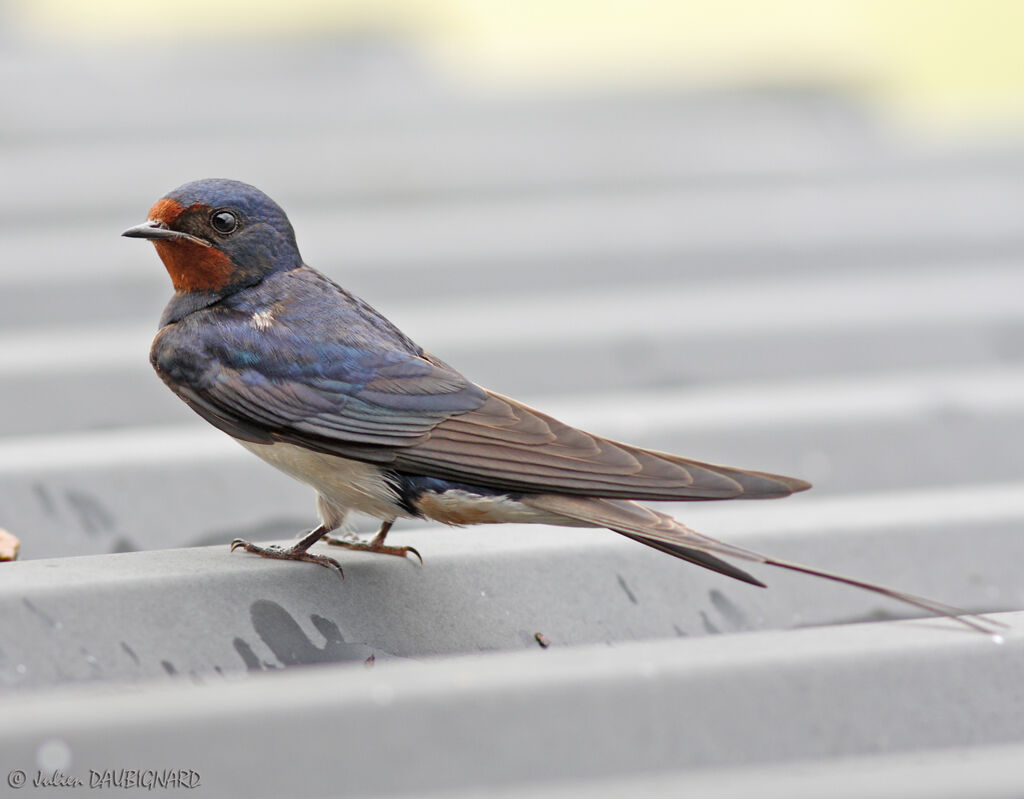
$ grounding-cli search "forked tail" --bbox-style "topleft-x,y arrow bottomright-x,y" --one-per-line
521,494 -> 1002,635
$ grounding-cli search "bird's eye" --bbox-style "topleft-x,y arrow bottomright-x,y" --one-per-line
210,210 -> 238,234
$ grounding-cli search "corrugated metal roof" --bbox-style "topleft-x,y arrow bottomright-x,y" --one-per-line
2,40 -> 1022,798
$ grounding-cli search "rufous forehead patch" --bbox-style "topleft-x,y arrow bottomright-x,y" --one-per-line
147,198 -> 185,226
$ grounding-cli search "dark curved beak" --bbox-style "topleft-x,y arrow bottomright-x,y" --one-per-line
121,220 -> 211,248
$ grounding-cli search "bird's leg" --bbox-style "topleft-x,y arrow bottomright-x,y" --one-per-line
325,520 -> 423,564
230,524 -> 345,578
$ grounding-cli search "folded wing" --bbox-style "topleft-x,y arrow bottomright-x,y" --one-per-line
158,308 -> 808,502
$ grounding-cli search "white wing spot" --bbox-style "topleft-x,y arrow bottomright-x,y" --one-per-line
251,310 -> 274,331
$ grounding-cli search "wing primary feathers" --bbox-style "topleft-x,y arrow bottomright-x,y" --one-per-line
394,391 -> 810,501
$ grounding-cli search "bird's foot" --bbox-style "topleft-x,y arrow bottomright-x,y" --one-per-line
324,533 -> 423,565
230,538 -> 345,579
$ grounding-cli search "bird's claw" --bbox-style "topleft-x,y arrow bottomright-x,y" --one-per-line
399,545 -> 424,566
230,537 -> 345,579
324,535 -> 423,566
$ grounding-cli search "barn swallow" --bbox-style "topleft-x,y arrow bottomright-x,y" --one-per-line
124,179 -> 993,632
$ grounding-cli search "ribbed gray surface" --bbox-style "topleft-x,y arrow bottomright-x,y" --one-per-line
2,38 -> 1023,797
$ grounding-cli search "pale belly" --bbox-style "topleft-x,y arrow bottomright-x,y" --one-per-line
233,438 -> 587,532
235,439 -> 409,526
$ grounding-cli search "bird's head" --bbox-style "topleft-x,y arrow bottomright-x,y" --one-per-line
122,179 -> 302,294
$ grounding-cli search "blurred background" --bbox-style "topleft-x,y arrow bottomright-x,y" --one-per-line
2,0 -> 1024,561
5,4 -> 1024,795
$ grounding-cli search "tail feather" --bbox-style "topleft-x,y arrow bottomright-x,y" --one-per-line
615,531 -> 766,588
521,494 -> 1000,635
